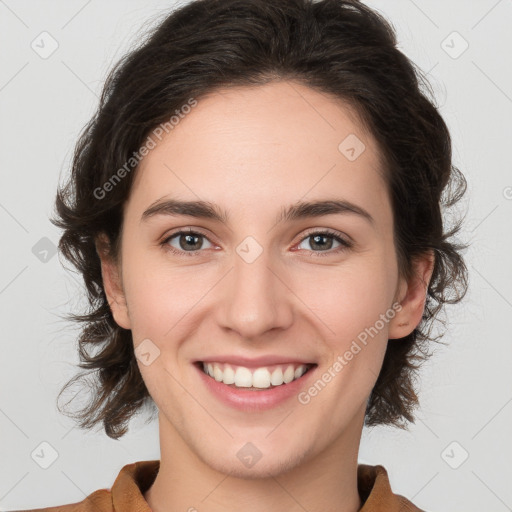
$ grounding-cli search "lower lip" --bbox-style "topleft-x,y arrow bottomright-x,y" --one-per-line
194,362 -> 318,411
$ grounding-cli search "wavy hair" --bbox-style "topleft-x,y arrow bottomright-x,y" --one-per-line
51,0 -> 469,439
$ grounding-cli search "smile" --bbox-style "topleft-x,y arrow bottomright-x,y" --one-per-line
200,361 -> 315,389
194,360 -> 318,411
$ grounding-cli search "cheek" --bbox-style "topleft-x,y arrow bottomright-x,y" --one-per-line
295,257 -> 397,413
294,253 -> 397,341
121,249 -> 217,340
119,247 -> 172,335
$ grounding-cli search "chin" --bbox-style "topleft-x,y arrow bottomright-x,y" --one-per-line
196,441 -> 313,480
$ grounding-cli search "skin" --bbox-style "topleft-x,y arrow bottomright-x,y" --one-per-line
97,80 -> 434,512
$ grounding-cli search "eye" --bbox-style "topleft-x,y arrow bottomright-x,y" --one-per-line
296,229 -> 352,257
160,228 -> 352,257
161,229 -> 214,257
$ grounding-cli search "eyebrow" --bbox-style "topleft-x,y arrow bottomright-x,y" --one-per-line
140,197 -> 374,226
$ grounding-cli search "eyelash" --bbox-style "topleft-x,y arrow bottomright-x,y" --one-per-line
160,228 -> 353,258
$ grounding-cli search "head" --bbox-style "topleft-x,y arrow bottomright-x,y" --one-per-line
52,0 -> 467,470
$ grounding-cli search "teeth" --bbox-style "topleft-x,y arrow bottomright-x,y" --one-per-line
252,368 -> 271,388
222,365 -> 235,384
202,362 -> 310,388
235,366 -> 253,387
270,367 -> 284,386
284,365 -> 295,383
213,365 -> 223,382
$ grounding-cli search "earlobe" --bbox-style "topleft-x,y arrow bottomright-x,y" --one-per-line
388,250 -> 435,340
95,234 -> 131,330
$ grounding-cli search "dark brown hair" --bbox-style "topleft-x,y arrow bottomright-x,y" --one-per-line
51,0 -> 468,439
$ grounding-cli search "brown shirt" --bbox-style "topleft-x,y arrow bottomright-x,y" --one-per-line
18,460 -> 425,511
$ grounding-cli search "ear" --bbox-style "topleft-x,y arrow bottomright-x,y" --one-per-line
388,250 -> 435,340
95,233 -> 131,330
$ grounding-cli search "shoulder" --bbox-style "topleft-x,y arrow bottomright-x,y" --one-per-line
396,494 -> 426,512
10,460 -> 159,512
358,463 -> 426,511
11,488 -> 112,511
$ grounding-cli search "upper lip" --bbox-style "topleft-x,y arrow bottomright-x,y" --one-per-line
196,355 -> 316,369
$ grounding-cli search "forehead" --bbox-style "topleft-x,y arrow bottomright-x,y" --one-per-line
128,80 -> 390,225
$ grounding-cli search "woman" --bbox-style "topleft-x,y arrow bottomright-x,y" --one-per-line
25,0 -> 468,510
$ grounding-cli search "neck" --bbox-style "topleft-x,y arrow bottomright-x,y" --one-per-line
144,412 -> 365,512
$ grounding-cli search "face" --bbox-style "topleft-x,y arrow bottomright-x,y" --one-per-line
100,80 -> 431,478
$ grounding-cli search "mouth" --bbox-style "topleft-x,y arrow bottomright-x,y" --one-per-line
194,361 -> 317,391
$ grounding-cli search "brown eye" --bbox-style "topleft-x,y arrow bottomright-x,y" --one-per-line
162,229 -> 213,256
297,230 -> 352,256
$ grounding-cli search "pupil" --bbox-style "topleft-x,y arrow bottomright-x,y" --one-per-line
311,234 -> 332,250
181,234 -> 201,250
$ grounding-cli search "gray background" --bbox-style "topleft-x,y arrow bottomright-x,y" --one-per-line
1,0 -> 511,510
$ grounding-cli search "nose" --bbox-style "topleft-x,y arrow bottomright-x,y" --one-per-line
215,248 -> 294,340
